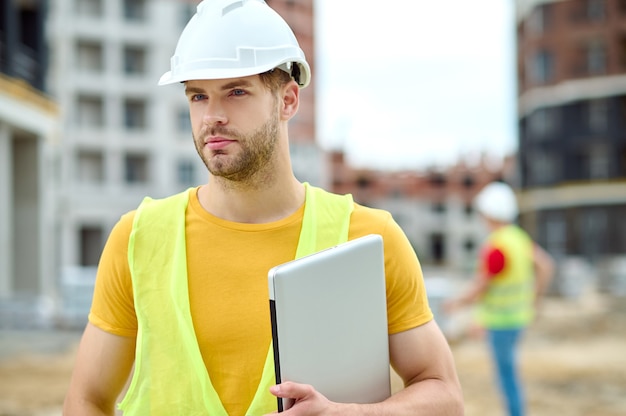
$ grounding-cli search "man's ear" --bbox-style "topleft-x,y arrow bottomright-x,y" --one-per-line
279,81 -> 299,121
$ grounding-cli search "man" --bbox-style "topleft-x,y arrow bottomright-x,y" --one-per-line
445,181 -> 554,416
63,1 -> 463,415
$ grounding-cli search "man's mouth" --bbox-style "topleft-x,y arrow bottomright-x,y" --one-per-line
205,136 -> 235,151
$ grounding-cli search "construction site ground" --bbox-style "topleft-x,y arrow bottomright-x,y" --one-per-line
0,290 -> 624,416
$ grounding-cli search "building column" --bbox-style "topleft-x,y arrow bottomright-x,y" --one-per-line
13,134 -> 40,294
0,124 -> 13,297
38,132 -> 56,304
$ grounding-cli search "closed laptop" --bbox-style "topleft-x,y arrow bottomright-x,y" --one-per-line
268,234 -> 391,411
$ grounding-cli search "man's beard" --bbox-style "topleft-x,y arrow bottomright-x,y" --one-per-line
193,112 -> 280,184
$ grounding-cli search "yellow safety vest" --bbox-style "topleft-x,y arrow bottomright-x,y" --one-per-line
476,225 -> 535,329
119,183 -> 353,415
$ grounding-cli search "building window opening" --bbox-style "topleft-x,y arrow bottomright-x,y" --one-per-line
76,95 -> 105,127
588,99 -> 608,132
124,153 -> 149,184
124,0 -> 146,21
589,146 -> 609,179
75,0 -> 103,17
432,201 -> 446,214
586,0 -> 605,21
123,45 -> 147,75
530,50 -> 554,84
463,238 -> 475,253
429,173 -> 447,187
77,150 -> 104,184
80,226 -> 104,266
76,40 -> 104,72
124,98 -> 147,129
430,233 -> 445,264
587,39 -> 606,75
528,4 -> 552,34
529,107 -> 558,138
177,159 -> 196,188
177,108 -> 191,133
356,176 -> 371,189
620,147 -> 626,176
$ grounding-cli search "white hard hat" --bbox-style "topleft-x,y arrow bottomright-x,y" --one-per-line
158,0 -> 311,88
474,182 -> 519,223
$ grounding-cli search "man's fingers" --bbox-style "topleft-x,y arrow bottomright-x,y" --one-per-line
271,381 -> 318,400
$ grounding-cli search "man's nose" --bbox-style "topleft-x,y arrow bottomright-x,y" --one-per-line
202,99 -> 227,126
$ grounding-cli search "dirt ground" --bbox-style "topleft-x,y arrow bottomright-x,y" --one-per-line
447,291 -> 626,416
1,291 -> 625,416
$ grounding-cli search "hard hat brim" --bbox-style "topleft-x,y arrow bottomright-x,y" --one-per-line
158,61 -> 311,88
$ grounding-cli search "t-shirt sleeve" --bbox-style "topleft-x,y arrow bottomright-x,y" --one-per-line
349,206 -> 433,335
381,217 -> 433,334
88,211 -> 138,337
481,245 -> 506,279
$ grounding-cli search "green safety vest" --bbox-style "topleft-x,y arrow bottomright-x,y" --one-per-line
118,183 -> 354,415
476,225 -> 535,329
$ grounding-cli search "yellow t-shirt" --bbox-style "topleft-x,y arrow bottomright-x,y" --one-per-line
89,187 -> 432,416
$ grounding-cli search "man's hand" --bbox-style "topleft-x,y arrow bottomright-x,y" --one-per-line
265,381 -> 344,415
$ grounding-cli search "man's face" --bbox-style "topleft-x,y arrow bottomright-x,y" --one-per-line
185,75 -> 280,183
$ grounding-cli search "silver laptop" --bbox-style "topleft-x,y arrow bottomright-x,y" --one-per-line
268,234 -> 391,411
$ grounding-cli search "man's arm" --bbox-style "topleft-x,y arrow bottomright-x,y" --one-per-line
532,243 -> 555,311
63,323 -> 136,416
443,272 -> 490,313
268,320 -> 464,415
384,320 -> 463,413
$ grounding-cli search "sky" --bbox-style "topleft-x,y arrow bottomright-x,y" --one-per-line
314,0 -> 517,171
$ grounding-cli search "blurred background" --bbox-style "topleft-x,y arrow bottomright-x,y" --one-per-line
0,0 -> 625,415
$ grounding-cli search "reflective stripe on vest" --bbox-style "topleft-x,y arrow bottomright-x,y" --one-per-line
476,225 -> 535,329
119,183 -> 354,415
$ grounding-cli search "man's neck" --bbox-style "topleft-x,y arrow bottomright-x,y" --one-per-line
197,175 -> 305,224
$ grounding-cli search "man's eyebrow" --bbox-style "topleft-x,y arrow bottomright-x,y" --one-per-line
185,79 -> 255,95
184,86 -> 205,95
220,79 -> 254,90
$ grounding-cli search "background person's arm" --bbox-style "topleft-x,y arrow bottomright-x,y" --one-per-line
533,243 -> 555,306
63,323 -> 136,416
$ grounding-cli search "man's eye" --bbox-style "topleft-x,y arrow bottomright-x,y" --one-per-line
191,94 -> 206,101
231,89 -> 246,96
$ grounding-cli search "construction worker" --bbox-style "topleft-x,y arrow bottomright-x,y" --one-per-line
63,1 -> 463,415
445,181 -> 554,416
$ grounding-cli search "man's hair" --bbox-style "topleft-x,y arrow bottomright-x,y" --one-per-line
259,67 -> 295,94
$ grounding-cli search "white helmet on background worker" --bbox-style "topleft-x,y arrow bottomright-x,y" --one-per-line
158,0 -> 311,88
474,181 -> 519,223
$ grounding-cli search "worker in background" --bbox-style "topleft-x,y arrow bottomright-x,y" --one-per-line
445,181 -> 555,416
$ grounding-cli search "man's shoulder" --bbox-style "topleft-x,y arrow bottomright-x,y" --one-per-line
349,202 -> 395,237
351,201 -> 393,220
496,224 -> 532,241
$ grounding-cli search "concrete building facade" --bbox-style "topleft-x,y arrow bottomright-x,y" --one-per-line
0,0 -> 60,326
